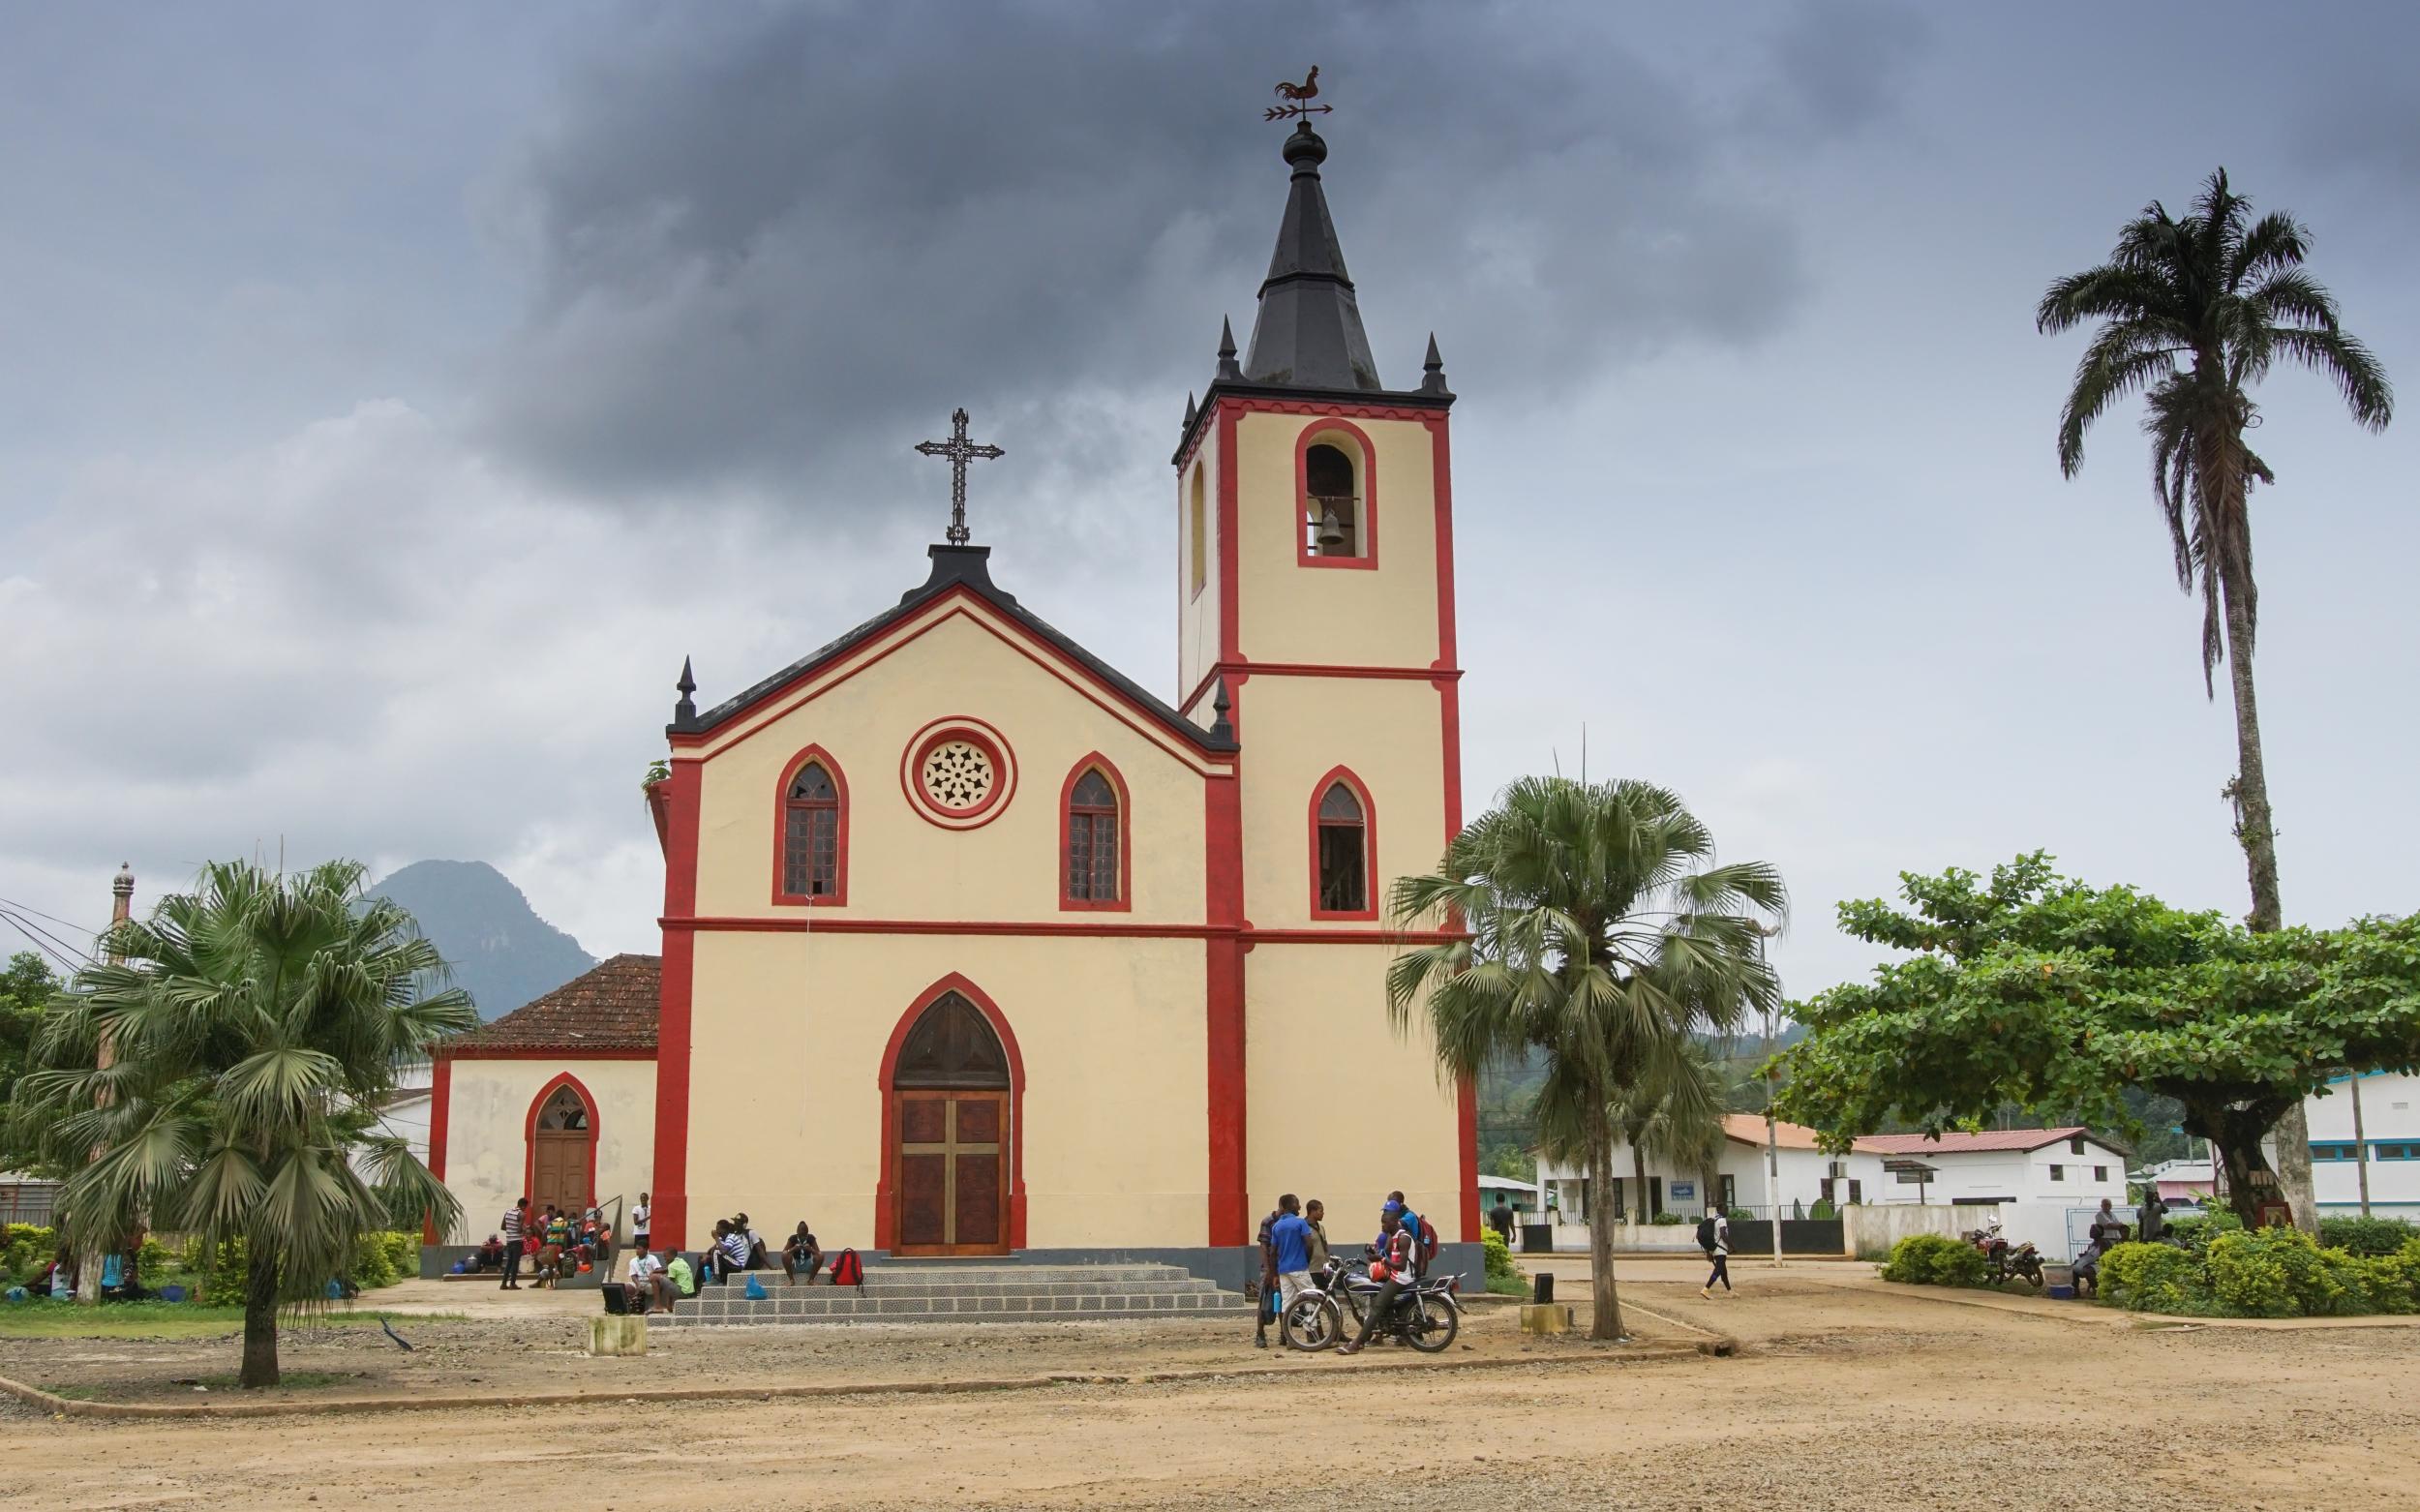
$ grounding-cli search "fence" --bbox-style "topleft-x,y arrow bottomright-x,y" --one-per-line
0,1181 -> 59,1227
1841,1202 -> 2001,1258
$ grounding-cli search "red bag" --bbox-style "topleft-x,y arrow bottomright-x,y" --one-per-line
831,1248 -> 864,1292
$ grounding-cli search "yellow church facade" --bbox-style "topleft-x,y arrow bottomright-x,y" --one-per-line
430,120 -> 1477,1273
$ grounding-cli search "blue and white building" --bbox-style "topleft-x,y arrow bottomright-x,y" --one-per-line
2305,1071 -> 2420,1221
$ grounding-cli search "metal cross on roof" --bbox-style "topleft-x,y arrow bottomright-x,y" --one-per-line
913,408 -> 1004,547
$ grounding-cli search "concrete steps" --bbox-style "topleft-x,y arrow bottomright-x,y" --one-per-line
656,1262 -> 1252,1328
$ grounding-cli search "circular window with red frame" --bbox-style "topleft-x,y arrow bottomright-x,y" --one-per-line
900,717 -> 1016,830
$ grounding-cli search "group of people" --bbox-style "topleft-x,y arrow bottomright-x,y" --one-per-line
1255,1190 -> 1442,1355
700,1214 -> 825,1285
490,1197 -> 620,1289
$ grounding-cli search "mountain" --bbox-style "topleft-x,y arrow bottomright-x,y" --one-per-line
368,860 -> 596,1021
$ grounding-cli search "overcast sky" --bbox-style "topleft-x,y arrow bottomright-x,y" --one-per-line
4,2 -> 2415,1003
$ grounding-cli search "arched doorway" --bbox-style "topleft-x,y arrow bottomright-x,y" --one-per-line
527,1078 -> 594,1217
883,985 -> 1018,1255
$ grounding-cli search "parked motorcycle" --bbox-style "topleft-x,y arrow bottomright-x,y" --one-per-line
1281,1253 -> 1462,1352
1961,1222 -> 2044,1288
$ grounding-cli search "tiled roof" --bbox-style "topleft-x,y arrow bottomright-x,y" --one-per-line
1858,1127 -> 2124,1157
441,954 -> 660,1054
1719,1113 -> 1891,1155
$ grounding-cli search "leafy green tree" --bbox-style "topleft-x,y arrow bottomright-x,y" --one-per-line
1775,856 -> 2420,1227
2039,169 -> 2394,1225
1386,777 -> 1784,1340
12,860 -> 472,1386
0,951 -> 62,1164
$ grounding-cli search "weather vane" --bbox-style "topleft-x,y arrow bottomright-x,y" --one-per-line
914,408 -> 1004,547
1265,65 -> 1331,123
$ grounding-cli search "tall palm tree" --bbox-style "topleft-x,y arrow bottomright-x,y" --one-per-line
1386,777 -> 1784,1341
1600,1038 -> 1728,1227
2039,169 -> 2393,1228
12,860 -> 471,1387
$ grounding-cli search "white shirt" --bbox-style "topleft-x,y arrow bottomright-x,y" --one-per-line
631,1203 -> 651,1234
626,1251 -> 662,1285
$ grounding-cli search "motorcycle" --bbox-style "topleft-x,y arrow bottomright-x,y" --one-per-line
1281,1252 -> 1461,1353
1961,1222 -> 2044,1288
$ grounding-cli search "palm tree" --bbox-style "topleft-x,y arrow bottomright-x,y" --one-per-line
11,860 -> 472,1386
2039,169 -> 2393,1228
1386,777 -> 1784,1340
1600,1039 -> 1728,1228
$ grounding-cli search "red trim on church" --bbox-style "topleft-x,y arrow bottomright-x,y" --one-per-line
1293,417 -> 1379,570
1203,770 -> 1249,1246
899,716 -> 1017,831
523,1070 -> 601,1215
770,743 -> 851,906
873,974 -> 1029,1252
1431,412 -> 1480,1243
651,757 -> 702,1250
1057,753 -> 1134,912
423,1055 -> 452,1244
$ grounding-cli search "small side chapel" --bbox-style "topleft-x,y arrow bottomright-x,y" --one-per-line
430,120 -> 1477,1273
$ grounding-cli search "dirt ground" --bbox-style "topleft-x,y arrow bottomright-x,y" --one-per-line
6,1258 -> 2417,1511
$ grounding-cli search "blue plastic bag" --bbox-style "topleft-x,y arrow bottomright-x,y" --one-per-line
743,1274 -> 769,1301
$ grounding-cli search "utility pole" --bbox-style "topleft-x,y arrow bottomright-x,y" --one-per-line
1755,922 -> 1784,1271
2350,1074 -> 2372,1221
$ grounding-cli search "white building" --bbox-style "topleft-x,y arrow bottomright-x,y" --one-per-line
1534,1115 -> 1889,1220
2305,1070 -> 2420,1221
1859,1128 -> 2130,1208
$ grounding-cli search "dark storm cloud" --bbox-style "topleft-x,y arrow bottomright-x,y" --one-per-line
473,2 -> 1923,513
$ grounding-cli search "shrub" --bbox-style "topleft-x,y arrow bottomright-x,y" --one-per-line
135,1235 -> 171,1284
1880,1232 -> 1988,1287
1649,1212 -> 1685,1226
1481,1226 -> 1517,1282
2,1225 -> 58,1284
1727,1208 -> 1755,1223
2101,1241 -> 2211,1315
1808,1198 -> 1837,1221
2318,1216 -> 2420,1258
350,1238 -> 397,1289
2206,1228 -> 2324,1318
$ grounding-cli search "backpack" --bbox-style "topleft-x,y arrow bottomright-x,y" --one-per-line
1694,1216 -> 1717,1251
831,1247 -> 864,1292
1416,1216 -> 1440,1266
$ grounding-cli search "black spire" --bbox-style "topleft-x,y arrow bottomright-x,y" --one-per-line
1418,332 -> 1451,396
1241,123 -> 1380,391
1208,677 -> 1234,743
673,656 -> 697,727
1216,318 -> 1242,380
1182,390 -> 1197,431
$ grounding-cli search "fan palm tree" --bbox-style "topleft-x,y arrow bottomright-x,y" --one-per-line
2039,169 -> 2393,1227
11,860 -> 472,1387
1386,777 -> 1784,1341
1597,1037 -> 1730,1229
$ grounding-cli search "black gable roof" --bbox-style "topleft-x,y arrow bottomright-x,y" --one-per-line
675,545 -> 1236,754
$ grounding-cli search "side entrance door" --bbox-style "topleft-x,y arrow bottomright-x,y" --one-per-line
894,1090 -> 1008,1255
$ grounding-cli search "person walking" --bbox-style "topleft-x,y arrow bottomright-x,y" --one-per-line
1489,1195 -> 1517,1247
1698,1205 -> 1732,1298
499,1197 -> 529,1290
1338,1212 -> 1417,1356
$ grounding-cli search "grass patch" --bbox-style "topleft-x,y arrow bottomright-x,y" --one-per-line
1485,1272 -> 1528,1297
0,1302 -> 464,1341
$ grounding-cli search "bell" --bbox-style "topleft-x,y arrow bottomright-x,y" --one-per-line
1316,504 -> 1347,553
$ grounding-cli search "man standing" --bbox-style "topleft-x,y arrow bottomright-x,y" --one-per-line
1698,1205 -> 1732,1299
1489,1195 -> 1517,1247
499,1197 -> 529,1290
1303,1199 -> 1331,1273
1268,1195 -> 1316,1336
2088,1198 -> 2130,1249
1255,1199 -> 1284,1348
630,1191 -> 651,1258
1338,1212 -> 1417,1356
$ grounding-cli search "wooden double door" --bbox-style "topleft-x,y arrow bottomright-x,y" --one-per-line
893,1090 -> 1008,1255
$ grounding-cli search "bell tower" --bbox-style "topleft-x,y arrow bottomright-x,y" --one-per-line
1173,118 -> 1475,1245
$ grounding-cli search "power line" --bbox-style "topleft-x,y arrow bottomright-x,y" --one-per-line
0,909 -> 84,974
0,895 -> 103,940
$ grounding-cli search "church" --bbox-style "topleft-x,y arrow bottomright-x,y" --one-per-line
426,118 -> 1479,1280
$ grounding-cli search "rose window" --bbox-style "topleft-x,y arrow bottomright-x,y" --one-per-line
921,740 -> 995,811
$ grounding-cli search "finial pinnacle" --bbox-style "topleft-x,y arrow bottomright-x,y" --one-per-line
1182,391 -> 1197,431
1419,333 -> 1450,396
1208,677 -> 1234,742
673,656 -> 698,727
914,407 -> 1005,547
1216,317 -> 1242,380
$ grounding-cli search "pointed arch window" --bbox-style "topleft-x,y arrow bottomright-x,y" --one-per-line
1311,771 -> 1376,919
1188,464 -> 1208,597
1060,756 -> 1131,911
775,747 -> 849,904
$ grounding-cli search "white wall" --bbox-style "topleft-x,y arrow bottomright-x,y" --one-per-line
1867,1138 -> 2130,1208
1537,1139 -> 1885,1218
2306,1071 -> 2420,1218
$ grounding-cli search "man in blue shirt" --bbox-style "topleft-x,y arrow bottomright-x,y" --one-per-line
1269,1194 -> 1316,1323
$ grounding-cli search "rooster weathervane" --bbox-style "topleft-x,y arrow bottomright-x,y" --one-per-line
1265,65 -> 1332,123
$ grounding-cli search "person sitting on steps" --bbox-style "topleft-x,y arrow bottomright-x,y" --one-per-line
782,1223 -> 824,1285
